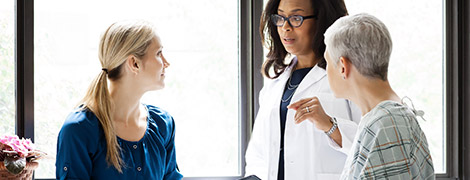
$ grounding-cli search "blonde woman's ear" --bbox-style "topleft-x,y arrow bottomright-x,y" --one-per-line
126,55 -> 140,74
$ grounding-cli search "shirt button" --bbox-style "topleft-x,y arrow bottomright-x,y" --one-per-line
133,145 -> 138,149
137,167 -> 142,171
63,166 -> 68,171
290,161 -> 294,164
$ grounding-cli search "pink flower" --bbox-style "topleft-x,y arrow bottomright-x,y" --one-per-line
0,135 -> 34,158
0,135 -> 20,145
21,139 -> 34,151
1,134 -> 45,174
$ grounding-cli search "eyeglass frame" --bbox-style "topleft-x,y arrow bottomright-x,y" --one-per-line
271,14 -> 318,28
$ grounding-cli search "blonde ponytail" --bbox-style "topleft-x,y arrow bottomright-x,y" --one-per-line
78,20 -> 156,172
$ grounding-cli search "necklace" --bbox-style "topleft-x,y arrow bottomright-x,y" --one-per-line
286,75 -> 299,90
281,87 -> 297,103
281,70 -> 300,103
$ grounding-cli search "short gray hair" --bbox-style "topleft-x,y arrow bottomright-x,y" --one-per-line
324,13 -> 392,80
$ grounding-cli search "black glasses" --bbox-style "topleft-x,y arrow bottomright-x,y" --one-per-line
271,14 -> 317,28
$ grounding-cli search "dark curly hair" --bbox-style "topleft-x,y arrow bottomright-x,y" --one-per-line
260,0 -> 348,79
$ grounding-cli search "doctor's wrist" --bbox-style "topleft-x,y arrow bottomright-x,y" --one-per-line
324,117 -> 338,136
317,115 -> 332,132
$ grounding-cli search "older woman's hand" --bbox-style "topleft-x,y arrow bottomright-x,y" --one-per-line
287,97 -> 332,132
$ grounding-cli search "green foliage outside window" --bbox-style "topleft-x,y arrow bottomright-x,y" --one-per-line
0,14 -> 15,135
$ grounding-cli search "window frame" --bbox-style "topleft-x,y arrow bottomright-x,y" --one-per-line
439,0 -> 470,179
15,0 -> 34,141
13,0 -> 470,179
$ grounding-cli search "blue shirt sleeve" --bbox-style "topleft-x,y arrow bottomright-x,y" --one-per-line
56,111 -> 99,180
163,116 -> 183,180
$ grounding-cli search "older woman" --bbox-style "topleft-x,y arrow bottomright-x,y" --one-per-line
56,21 -> 183,179
317,13 -> 435,179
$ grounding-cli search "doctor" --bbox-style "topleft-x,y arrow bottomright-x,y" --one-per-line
245,0 -> 361,179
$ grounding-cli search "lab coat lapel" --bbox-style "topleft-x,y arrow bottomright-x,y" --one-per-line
294,65 -> 326,96
268,65 -> 294,109
266,60 -> 296,176
268,60 -> 297,109
284,63 -> 326,149
285,64 -> 327,135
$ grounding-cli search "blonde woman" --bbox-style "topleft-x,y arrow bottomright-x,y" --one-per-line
56,21 -> 183,179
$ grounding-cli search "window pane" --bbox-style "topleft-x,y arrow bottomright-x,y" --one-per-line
34,0 -> 239,178
345,0 -> 444,173
0,0 -> 15,136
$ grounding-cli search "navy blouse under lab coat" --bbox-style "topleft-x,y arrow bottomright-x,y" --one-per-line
56,105 -> 183,180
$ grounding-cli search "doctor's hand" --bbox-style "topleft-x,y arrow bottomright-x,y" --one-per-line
287,97 -> 333,132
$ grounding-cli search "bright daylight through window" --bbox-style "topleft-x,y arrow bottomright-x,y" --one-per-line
0,0 -> 15,136
34,0 -> 239,178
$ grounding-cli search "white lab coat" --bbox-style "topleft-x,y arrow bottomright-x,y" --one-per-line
245,59 -> 361,180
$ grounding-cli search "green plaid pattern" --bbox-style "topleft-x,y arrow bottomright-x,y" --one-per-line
341,101 -> 435,180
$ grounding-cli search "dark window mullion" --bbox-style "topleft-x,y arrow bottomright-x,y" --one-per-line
460,0 -> 470,178
240,0 -> 253,178
252,0 -> 264,120
443,0 -> 456,178
15,0 -> 34,141
440,0 -> 470,179
239,0 -> 263,178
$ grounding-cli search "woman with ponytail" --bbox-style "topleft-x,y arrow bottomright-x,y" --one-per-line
56,21 -> 183,180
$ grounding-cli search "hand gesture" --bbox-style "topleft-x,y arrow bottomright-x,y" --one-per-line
287,96 -> 332,132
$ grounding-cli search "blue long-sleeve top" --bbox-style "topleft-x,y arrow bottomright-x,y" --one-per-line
56,104 -> 183,180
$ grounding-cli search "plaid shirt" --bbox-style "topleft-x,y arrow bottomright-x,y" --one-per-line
341,101 -> 435,180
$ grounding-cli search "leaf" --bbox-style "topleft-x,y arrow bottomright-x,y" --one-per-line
26,150 -> 47,162
4,156 -> 26,174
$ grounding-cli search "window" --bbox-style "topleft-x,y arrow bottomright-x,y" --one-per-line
9,0 -> 470,179
345,0 -> 445,173
0,0 -> 15,136
34,0 -> 240,178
